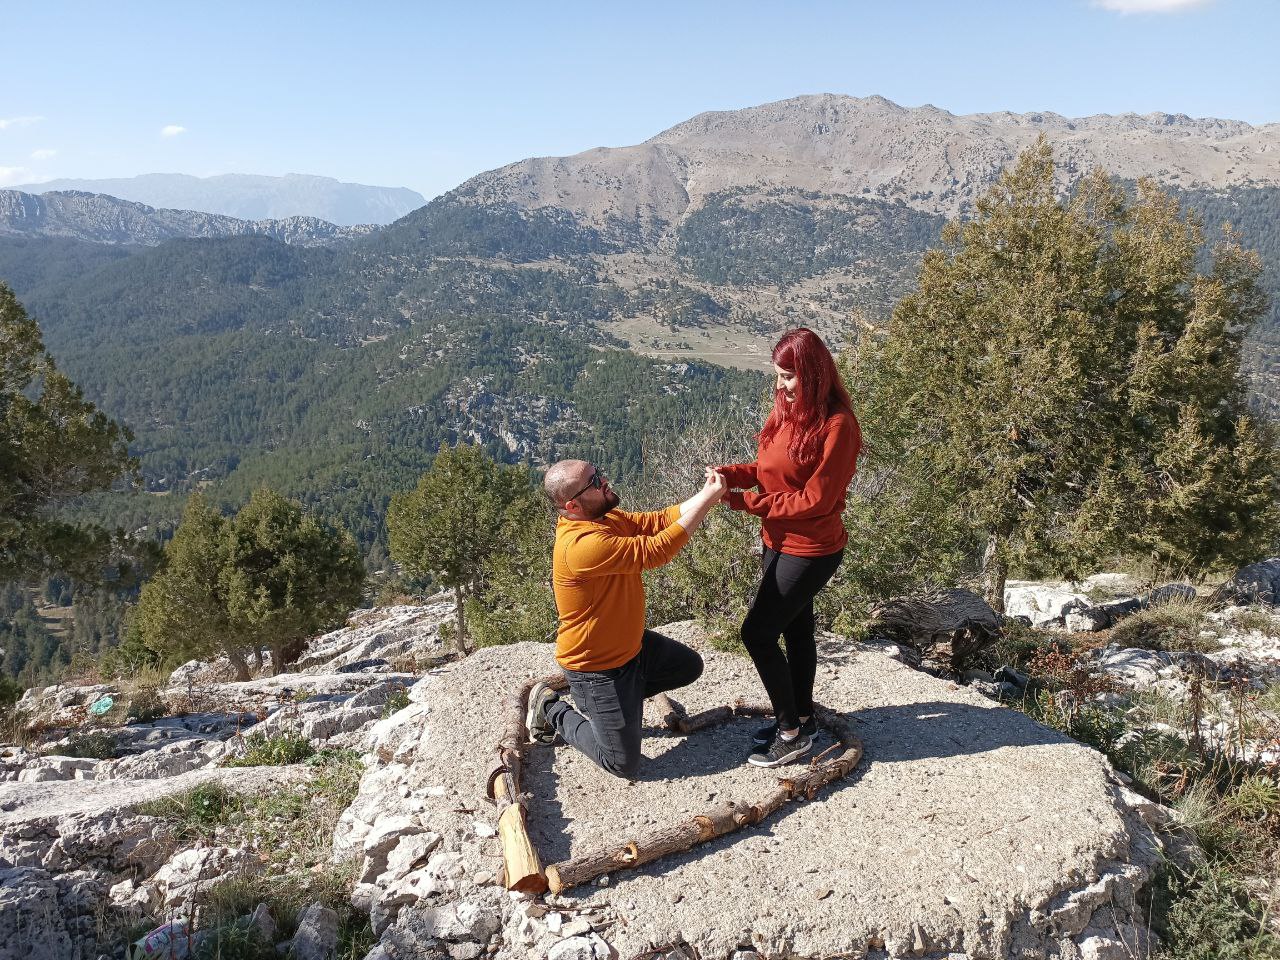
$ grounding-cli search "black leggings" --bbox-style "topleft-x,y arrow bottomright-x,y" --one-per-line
740,546 -> 844,731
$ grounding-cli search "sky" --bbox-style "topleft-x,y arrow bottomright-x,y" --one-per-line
1,0 -> 1276,200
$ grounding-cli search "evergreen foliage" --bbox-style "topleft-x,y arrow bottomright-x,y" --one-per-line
858,139 -> 1280,607
0,283 -> 136,583
134,490 -> 363,679
387,445 -> 545,653
677,188 -> 944,288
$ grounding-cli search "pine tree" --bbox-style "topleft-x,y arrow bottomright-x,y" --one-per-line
222,488 -> 366,675
134,495 -> 240,676
387,444 -> 541,653
859,138 -> 1279,608
0,283 -> 135,583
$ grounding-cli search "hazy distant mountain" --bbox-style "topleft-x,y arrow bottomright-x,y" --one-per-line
11,173 -> 424,226
0,190 -> 376,246
456,93 -> 1280,227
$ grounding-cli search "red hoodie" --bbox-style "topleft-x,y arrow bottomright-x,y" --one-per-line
719,409 -> 861,557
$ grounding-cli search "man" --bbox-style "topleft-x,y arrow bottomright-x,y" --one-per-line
526,459 -> 726,779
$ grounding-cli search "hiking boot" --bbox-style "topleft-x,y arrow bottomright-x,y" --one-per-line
747,731 -> 812,768
751,715 -> 817,747
525,681 -> 559,745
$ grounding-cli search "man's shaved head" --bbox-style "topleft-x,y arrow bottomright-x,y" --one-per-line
544,458 -> 619,519
544,459 -> 591,506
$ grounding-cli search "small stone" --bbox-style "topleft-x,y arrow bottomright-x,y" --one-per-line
596,874 -> 609,886
815,888 -> 832,900
448,944 -> 484,960
546,912 -> 564,933
474,821 -> 498,838
560,918 -> 593,938
473,871 -> 494,886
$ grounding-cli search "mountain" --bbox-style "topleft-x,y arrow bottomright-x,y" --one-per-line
11,173 -> 425,226
456,93 -> 1280,230
0,190 -> 376,246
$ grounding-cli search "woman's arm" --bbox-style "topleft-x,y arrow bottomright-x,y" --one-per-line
714,461 -> 758,489
735,416 -> 860,521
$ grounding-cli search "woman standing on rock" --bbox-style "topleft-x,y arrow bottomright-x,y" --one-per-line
714,327 -> 861,767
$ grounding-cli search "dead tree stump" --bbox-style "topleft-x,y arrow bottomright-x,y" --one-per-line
867,588 -> 1001,671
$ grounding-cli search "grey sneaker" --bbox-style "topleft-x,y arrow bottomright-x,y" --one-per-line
526,682 -> 558,744
747,731 -> 812,768
751,715 -> 817,747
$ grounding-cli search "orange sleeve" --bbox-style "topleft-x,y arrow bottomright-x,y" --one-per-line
619,505 -> 683,536
565,517 -> 689,575
738,416 -> 860,521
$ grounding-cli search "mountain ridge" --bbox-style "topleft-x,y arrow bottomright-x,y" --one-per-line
11,172 -> 424,226
453,93 -> 1280,230
0,190 -> 375,247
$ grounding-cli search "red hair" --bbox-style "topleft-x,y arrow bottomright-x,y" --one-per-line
760,328 -> 856,466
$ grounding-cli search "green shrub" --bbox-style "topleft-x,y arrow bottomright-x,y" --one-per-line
223,731 -> 315,767
139,782 -> 242,841
127,685 -> 168,724
1224,607 -> 1280,637
1108,601 -> 1217,653
1155,864 -> 1280,960
1224,774 -> 1280,824
58,730 -> 118,759
380,685 -> 412,719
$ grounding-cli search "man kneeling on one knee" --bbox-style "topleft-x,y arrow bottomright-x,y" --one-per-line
526,459 -> 726,779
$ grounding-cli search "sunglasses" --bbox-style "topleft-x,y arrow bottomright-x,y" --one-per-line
566,469 -> 603,503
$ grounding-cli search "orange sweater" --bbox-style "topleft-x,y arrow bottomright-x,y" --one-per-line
720,410 -> 861,556
552,505 -> 689,671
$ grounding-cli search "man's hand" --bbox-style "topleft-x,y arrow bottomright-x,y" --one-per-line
702,467 -> 727,502
677,467 -> 728,533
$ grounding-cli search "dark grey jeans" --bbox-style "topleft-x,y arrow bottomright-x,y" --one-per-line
546,629 -> 703,779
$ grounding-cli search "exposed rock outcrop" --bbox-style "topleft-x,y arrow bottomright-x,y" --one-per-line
340,624 -> 1172,960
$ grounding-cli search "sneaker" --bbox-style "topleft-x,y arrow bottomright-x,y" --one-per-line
751,715 -> 817,747
525,681 -> 558,745
747,731 -> 812,768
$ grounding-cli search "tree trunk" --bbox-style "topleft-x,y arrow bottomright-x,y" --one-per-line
252,646 -> 264,670
981,533 -> 1009,614
269,641 -> 283,677
453,587 -> 469,655
226,645 -> 251,682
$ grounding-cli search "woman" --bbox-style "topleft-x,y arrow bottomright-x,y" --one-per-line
716,327 -> 861,767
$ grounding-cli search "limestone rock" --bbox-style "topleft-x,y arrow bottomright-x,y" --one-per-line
349,631 -> 1169,960
150,845 -> 255,910
0,866 -> 73,960
1213,557 -> 1280,606
1004,581 -> 1091,626
284,902 -> 340,960
548,934 -> 614,960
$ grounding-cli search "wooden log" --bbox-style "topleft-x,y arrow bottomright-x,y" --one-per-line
653,693 -> 687,732
544,701 -> 864,892
489,672 -> 566,894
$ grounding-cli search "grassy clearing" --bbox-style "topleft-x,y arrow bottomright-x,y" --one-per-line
133,748 -> 371,955
997,622 -> 1280,958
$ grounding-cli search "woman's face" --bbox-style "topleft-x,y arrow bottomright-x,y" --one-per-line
773,364 -> 798,403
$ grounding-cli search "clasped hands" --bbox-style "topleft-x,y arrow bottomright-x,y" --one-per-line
702,465 -> 729,503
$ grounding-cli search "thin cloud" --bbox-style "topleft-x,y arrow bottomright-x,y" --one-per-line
1093,0 -> 1213,12
30,148 -> 57,161
160,124 -> 187,138
0,116 -> 43,131
0,166 -> 31,187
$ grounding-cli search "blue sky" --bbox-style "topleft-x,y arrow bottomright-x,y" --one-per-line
1,0 -> 1275,198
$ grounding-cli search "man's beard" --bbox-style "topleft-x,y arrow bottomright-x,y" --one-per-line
590,488 -> 621,519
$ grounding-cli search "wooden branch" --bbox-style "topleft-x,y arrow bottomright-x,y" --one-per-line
544,699 -> 863,893
488,672 -> 567,894
867,588 -> 1001,671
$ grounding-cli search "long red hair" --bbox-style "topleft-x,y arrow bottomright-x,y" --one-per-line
760,328 -> 856,466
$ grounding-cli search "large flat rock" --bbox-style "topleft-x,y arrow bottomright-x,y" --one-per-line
342,626 -> 1169,960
